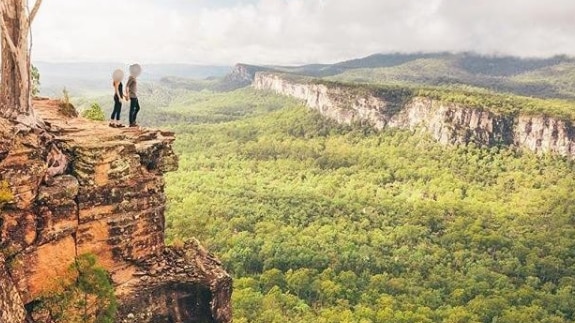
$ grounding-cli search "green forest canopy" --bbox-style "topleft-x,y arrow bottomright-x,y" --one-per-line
146,88 -> 575,323
268,73 -> 575,122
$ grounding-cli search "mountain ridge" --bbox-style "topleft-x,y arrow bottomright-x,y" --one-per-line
226,52 -> 575,99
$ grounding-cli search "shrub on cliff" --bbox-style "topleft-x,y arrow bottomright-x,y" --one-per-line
38,253 -> 117,323
82,103 -> 105,121
0,180 -> 13,207
57,88 -> 79,118
58,102 -> 79,118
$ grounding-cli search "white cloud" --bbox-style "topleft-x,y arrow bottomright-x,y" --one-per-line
32,0 -> 575,65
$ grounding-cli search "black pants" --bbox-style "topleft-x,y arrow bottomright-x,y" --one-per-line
111,96 -> 122,120
129,97 -> 140,125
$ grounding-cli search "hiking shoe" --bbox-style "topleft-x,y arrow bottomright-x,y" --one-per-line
117,124 -> 126,128
129,124 -> 139,128
109,123 -> 117,128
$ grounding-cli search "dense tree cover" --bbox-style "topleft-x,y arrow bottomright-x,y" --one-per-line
265,53 -> 572,81
159,76 -> 219,92
311,78 -> 575,121
71,82 -> 189,117
456,54 -> 569,77
73,87 -> 290,127
415,87 -> 575,121
157,88 -> 575,322
267,71 -> 575,121
327,55 -> 575,101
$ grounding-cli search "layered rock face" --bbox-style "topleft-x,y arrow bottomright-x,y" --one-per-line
255,72 -> 575,158
0,253 -> 26,323
219,64 -> 272,91
0,100 -> 231,322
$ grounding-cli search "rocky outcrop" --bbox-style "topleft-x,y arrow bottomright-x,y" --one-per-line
254,72 -> 575,158
0,253 -> 26,323
0,99 -> 231,322
117,239 -> 232,323
218,64 -> 273,91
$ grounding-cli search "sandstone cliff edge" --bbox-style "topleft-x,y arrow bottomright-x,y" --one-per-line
0,99 -> 232,323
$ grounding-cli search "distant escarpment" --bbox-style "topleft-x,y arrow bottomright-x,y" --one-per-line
0,100 -> 231,322
254,72 -> 575,158
218,64 -> 273,91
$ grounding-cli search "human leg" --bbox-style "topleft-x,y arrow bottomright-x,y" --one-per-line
112,98 -> 122,119
132,98 -> 140,124
129,98 -> 137,125
110,97 -> 121,127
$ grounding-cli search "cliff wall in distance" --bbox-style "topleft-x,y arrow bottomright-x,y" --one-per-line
254,72 -> 575,158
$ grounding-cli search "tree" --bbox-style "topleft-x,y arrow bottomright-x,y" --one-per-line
0,1 -> 68,184
0,0 -> 43,120
31,64 -> 40,96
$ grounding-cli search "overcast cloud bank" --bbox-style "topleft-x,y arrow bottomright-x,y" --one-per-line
34,0 -> 575,65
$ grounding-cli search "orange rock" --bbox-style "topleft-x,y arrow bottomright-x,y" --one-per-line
0,253 -> 26,323
11,235 -> 77,303
0,99 -> 231,322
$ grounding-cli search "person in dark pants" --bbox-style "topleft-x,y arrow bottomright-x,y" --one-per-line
128,96 -> 140,127
126,64 -> 142,127
109,69 -> 125,127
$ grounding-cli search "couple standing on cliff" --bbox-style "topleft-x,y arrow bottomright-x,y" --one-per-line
109,64 -> 142,128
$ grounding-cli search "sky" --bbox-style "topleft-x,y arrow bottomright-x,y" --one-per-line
33,0 -> 575,66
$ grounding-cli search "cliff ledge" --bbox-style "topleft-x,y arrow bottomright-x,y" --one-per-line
0,99 -> 232,322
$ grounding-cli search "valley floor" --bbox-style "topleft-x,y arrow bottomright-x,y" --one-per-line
151,88 -> 575,323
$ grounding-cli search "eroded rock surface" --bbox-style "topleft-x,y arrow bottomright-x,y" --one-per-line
0,253 -> 26,323
0,99 -> 231,322
117,239 -> 232,323
255,73 -> 575,157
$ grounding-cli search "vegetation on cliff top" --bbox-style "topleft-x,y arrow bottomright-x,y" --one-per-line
260,71 -> 575,121
413,87 -> 575,121
157,88 -> 575,323
325,53 -> 575,100
81,103 -> 105,121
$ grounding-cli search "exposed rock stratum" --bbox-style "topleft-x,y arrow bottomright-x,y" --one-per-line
0,99 -> 231,323
254,72 -> 575,158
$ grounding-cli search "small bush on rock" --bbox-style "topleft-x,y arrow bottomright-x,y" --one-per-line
82,103 -> 105,121
39,253 -> 117,323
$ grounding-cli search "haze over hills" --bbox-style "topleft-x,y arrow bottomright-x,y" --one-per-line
36,52 -> 575,100
273,52 -> 573,77
231,52 -> 575,100
34,61 -> 230,96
